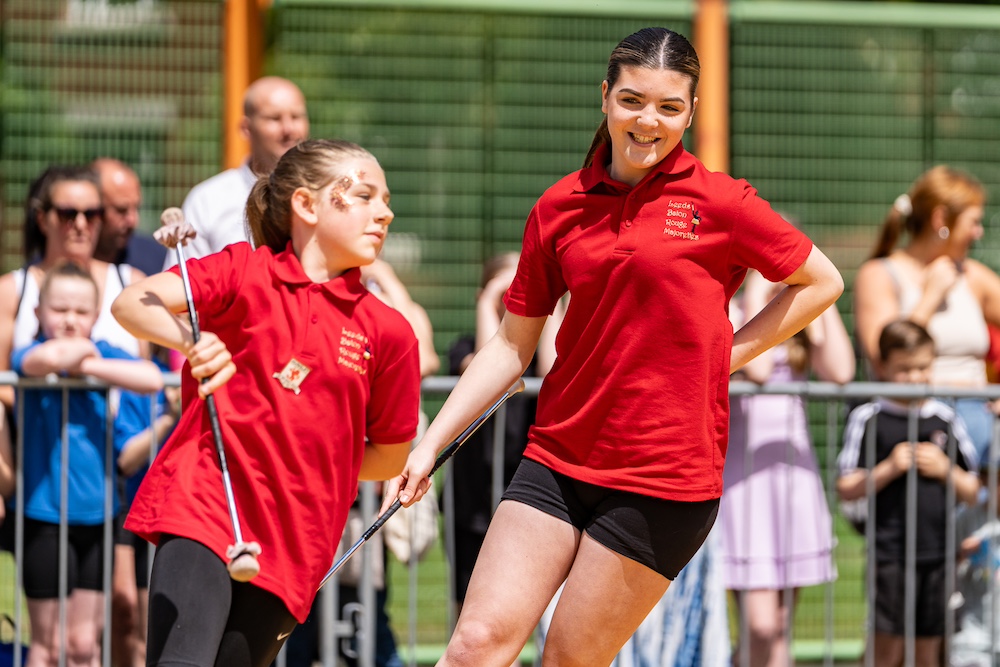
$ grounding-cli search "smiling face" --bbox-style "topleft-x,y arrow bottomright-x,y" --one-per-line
39,180 -> 103,263
601,66 -> 697,187
311,157 -> 394,272
36,275 -> 99,340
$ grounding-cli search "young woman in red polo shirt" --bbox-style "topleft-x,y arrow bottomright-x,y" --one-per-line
112,139 -> 421,667
385,27 -> 845,666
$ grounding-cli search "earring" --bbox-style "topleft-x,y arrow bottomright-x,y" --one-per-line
939,227 -> 950,240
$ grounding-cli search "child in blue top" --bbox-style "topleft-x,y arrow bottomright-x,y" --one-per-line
11,260 -> 161,667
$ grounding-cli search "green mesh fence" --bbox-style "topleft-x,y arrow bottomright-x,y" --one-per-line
0,0 -> 225,271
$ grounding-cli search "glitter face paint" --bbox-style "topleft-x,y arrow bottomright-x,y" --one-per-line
330,170 -> 366,211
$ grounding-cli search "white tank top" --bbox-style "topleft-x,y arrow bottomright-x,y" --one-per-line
12,264 -> 140,357
883,258 -> 989,386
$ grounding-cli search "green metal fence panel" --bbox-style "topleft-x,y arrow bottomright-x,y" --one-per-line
0,0 -> 225,271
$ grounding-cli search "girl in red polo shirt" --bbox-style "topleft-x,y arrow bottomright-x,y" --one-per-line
386,28 -> 845,666
112,139 -> 421,667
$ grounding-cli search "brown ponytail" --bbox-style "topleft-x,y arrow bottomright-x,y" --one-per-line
869,208 -> 907,260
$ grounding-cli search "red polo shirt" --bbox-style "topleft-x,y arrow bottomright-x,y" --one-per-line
504,142 -> 812,501
125,242 -> 420,622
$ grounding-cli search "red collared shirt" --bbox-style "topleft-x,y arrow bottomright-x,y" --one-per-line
126,242 -> 420,621
504,142 -> 812,501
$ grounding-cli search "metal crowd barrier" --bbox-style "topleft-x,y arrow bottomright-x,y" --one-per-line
2,373 -> 1000,667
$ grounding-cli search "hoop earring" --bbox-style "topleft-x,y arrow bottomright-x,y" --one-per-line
939,227 -> 950,240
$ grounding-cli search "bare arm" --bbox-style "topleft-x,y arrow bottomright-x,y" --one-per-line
915,442 -> 981,505
21,338 -> 99,376
808,303 -> 856,384
853,259 -> 902,378
359,441 -> 411,481
78,356 -> 163,394
735,270 -> 777,384
111,272 -> 235,397
837,442 -> 913,500
967,259 -> 1000,330
386,311 -> 545,507
0,409 -> 14,500
0,274 -> 19,410
361,260 -> 440,378
535,296 -> 565,377
731,245 -> 844,374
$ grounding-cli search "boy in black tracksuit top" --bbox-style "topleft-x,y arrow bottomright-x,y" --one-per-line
838,319 -> 981,667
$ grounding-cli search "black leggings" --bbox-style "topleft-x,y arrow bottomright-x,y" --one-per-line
147,535 -> 297,667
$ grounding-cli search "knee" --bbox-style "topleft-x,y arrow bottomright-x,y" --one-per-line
746,614 -> 786,645
444,618 -> 510,664
65,629 -> 98,666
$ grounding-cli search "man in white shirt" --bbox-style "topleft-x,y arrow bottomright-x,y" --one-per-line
165,76 -> 309,266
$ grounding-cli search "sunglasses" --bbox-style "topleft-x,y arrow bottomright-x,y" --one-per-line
50,206 -> 104,225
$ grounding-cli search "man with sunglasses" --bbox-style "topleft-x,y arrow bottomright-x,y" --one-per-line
92,158 -> 166,277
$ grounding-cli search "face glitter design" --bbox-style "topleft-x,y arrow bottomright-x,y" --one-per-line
330,170 -> 366,211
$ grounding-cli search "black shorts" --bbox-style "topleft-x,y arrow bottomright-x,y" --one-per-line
501,458 -> 719,580
873,559 -> 946,637
22,518 -> 106,599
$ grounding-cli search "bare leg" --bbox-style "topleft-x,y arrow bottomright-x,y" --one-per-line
27,591 -> 105,667
135,588 -> 148,667
111,544 -> 138,667
914,637 -> 943,667
872,632 -> 904,667
438,501 -> 580,667
540,534 -> 669,667
731,589 -> 799,667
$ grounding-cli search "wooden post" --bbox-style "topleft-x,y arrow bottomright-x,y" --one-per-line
693,0 -> 730,174
223,0 -> 265,169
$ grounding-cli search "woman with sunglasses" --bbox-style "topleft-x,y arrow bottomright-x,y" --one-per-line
0,165 -> 149,411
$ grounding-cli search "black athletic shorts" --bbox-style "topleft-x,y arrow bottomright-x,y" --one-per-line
501,458 -> 719,580
22,518 -> 106,599
873,559 -> 947,637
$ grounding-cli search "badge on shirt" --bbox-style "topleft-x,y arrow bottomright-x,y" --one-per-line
273,358 -> 311,395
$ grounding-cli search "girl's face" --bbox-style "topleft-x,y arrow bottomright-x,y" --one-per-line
39,181 -> 103,262
35,276 -> 99,340
601,66 -> 697,187
314,158 -> 394,270
881,345 -> 934,385
945,204 -> 985,258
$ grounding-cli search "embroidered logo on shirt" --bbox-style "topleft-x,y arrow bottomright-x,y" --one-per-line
339,327 -> 369,376
662,200 -> 701,241
273,358 -> 311,395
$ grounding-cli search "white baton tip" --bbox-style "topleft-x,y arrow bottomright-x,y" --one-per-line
227,552 -> 261,582
160,206 -> 184,226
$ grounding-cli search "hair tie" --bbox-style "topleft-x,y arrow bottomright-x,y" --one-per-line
893,193 -> 912,218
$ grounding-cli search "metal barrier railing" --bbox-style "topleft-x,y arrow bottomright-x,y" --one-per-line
1,373 -> 999,667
